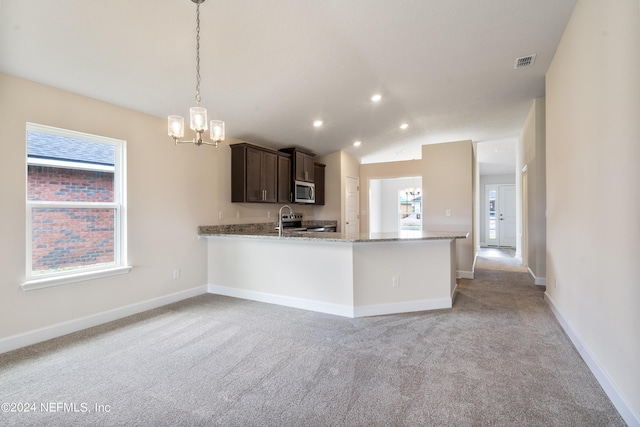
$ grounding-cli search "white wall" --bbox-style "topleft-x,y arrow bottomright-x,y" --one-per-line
369,179 -> 382,232
316,151 -> 360,232
0,73 -> 216,340
422,141 -> 474,277
518,98 -> 547,282
545,0 -> 640,423
359,143 -> 474,277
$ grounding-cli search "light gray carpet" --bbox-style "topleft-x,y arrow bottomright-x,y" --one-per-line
0,254 -> 625,426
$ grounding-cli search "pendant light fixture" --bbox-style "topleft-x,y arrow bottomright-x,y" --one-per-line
168,0 -> 225,147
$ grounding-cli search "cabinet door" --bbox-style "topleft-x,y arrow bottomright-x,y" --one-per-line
294,151 -> 306,181
314,163 -> 325,205
304,154 -> 315,182
246,147 -> 264,202
294,151 -> 315,182
278,156 -> 292,203
262,151 -> 278,203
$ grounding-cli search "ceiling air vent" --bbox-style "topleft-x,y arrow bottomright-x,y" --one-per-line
514,54 -> 536,69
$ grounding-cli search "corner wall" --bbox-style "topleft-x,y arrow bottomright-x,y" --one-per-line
359,160 -> 423,235
422,141 -> 474,276
359,142 -> 474,277
0,73 -> 216,343
316,151 -> 360,232
545,0 -> 640,423
518,98 -> 547,282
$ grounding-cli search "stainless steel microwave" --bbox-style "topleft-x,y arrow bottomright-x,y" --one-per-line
294,180 -> 315,204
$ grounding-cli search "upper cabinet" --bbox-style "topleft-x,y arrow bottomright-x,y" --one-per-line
280,148 -> 315,183
231,143 -> 324,205
277,155 -> 292,203
314,162 -> 326,205
231,143 -> 290,203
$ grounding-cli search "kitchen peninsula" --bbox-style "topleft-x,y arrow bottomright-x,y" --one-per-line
199,224 -> 468,318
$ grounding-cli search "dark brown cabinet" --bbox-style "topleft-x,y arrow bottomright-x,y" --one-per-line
314,162 -> 326,205
277,155 -> 292,203
280,148 -> 315,183
294,151 -> 315,182
232,143 -> 286,203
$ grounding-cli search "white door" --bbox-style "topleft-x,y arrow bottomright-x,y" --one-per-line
498,185 -> 516,247
485,184 -> 516,247
346,176 -> 360,235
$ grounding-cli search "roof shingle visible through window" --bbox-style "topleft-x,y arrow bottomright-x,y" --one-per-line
27,131 -> 115,166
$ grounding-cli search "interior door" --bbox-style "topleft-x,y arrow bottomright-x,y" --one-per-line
498,185 -> 516,247
346,176 -> 359,235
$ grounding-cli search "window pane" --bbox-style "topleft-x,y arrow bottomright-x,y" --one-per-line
399,187 -> 422,231
31,208 -> 115,274
27,130 -> 115,166
28,166 -> 114,202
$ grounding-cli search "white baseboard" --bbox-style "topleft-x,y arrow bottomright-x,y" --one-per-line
353,297 -> 452,318
545,293 -> 640,427
208,284 -> 452,319
457,270 -> 474,279
0,286 -> 208,355
208,284 -> 355,318
472,252 -> 479,275
527,267 -> 547,286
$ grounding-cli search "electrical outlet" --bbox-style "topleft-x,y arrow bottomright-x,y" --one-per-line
555,277 -> 558,288
173,269 -> 180,280
267,211 -> 271,218
445,209 -> 452,217
392,276 -> 399,287
237,211 -> 241,219
218,211 -> 223,220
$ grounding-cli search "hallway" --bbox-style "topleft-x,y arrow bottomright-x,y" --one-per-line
475,247 -> 529,273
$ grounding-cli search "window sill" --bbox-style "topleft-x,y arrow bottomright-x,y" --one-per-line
21,266 -> 133,291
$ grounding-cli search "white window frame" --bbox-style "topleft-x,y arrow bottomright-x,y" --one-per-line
22,123 -> 130,291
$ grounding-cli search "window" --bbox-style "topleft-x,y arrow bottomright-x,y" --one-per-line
399,187 -> 422,232
23,123 -> 129,290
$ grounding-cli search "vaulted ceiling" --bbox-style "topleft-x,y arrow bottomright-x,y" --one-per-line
0,0 -> 576,172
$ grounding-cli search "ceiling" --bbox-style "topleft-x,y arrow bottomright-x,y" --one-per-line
0,0 -> 575,173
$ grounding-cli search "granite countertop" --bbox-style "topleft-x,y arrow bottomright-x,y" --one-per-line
198,223 -> 468,243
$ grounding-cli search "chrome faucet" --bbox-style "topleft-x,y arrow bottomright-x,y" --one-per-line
278,205 -> 293,237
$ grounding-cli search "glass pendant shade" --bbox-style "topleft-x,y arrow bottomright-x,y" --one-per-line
210,120 -> 225,142
190,107 -> 208,131
168,115 -> 185,138
168,1 -> 225,147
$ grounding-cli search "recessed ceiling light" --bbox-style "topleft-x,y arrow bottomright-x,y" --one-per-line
313,120 -> 323,127
371,94 -> 382,102
353,141 -> 362,147
400,123 -> 409,130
